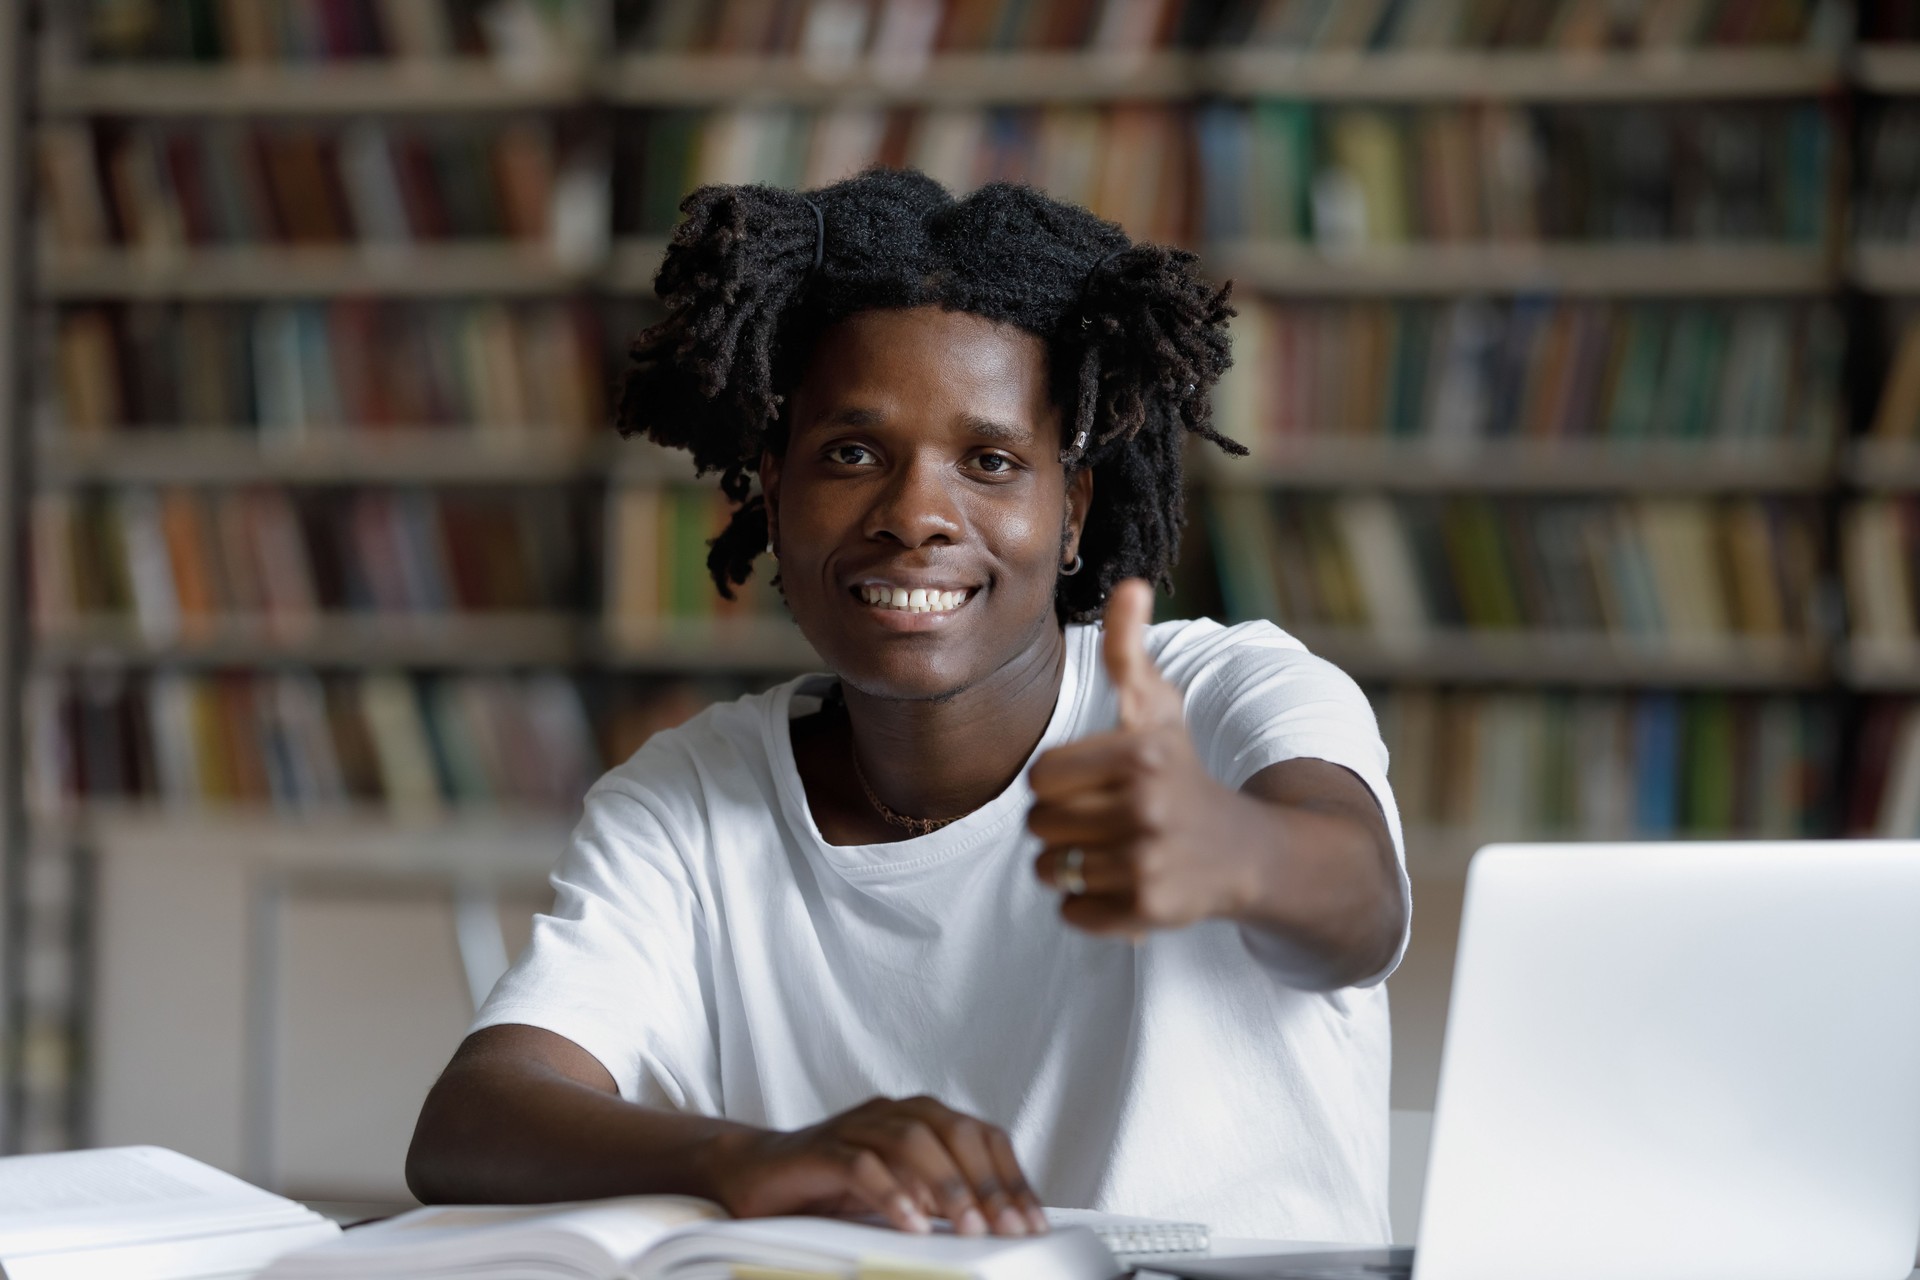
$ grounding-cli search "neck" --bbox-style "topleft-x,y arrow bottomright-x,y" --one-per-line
843,622 -> 1070,824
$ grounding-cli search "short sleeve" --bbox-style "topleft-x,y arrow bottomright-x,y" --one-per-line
1151,618 -> 1411,986
470,770 -> 722,1111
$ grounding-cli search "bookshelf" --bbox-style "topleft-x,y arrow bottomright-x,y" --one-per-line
9,0 -> 1920,1163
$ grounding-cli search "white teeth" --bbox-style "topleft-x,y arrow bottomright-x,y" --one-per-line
859,586 -> 970,614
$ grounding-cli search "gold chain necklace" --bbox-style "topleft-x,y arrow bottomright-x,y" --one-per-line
830,683 -> 963,837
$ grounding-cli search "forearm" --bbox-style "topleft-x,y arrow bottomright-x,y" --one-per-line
1233,807 -> 1403,987
406,1031 -> 759,1205
1221,779 -> 1406,991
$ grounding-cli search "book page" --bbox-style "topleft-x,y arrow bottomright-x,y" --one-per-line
0,1148 -> 324,1257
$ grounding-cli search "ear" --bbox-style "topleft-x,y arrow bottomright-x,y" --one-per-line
1063,464 -> 1093,561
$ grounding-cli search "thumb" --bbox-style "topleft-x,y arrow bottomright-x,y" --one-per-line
1102,579 -> 1177,729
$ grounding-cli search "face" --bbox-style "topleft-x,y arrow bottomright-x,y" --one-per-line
760,306 -> 1092,702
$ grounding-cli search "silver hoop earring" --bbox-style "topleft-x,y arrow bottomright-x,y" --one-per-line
1060,554 -> 1083,577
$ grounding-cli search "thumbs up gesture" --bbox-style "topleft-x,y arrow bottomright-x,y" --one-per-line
1026,580 -> 1252,937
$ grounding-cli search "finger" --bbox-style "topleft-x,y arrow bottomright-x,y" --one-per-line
1059,890 -> 1147,938
890,1119 -> 988,1236
1027,733 -> 1143,798
1101,578 -> 1155,697
1026,792 -> 1137,846
984,1125 -> 1050,1234
926,1113 -> 1029,1237
841,1146 -> 932,1234
1034,844 -> 1135,896
1101,579 -> 1182,731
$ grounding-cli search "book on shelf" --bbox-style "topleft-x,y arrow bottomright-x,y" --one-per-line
1869,313 -> 1920,444
1842,498 -> 1920,649
619,0 -> 1198,57
1205,491 -> 1820,647
261,1198 -> 1136,1280
48,0 -> 594,69
616,104 -> 1194,245
1375,687 -> 1835,844
25,668 -> 605,818
29,485 -> 577,640
46,300 -> 606,438
1858,104 -> 1920,246
35,118 -> 604,262
1215,298 -> 1840,457
1849,700 -> 1920,838
1200,99 -> 1830,247
0,1145 -> 338,1280
605,485 -> 785,638
1222,0 -> 1824,51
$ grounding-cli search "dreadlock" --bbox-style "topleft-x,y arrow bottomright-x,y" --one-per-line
616,168 -> 1243,624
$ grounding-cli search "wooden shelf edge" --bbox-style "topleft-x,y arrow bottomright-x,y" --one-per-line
1208,442 -> 1835,492
1840,640 -> 1920,691
598,620 -> 819,672
38,61 -> 591,114
36,430 -> 612,484
1208,47 -> 1841,101
32,614 -> 583,667
1843,440 -> 1920,490
607,51 -> 1194,104
1856,45 -> 1920,94
36,244 -> 592,299
1850,243 -> 1920,294
1287,627 -> 1829,687
1214,241 -> 1833,296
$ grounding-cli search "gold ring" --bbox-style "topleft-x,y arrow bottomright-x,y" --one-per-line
1058,847 -> 1086,896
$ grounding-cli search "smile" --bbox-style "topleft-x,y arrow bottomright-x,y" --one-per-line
854,585 -> 975,614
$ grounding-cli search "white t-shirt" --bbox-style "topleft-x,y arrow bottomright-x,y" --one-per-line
474,618 -> 1410,1242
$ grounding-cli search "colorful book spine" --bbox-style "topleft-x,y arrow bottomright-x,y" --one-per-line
1373,687 -> 1836,842
35,120 -> 589,250
1206,492 -> 1822,644
603,485 -> 781,634
28,486 -> 577,637
24,669 -> 614,817
47,300 -> 606,436
1217,299 -> 1840,450
1842,498 -> 1920,648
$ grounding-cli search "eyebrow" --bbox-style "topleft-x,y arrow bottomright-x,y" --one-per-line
817,407 -> 1036,447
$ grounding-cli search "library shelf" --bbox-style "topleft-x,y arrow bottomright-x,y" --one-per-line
1850,243 -> 1920,293
606,50 -> 1193,106
1843,440 -> 1920,490
607,237 -> 672,292
1206,46 -> 1842,102
1205,440 -> 1835,494
600,618 -> 820,673
37,244 -> 592,300
36,430 -> 613,486
32,613 -> 579,669
1856,45 -> 1920,94
36,61 -> 592,116
1839,639 -> 1920,691
31,805 -> 570,887
1287,627 -> 1828,688
1211,240 -> 1833,297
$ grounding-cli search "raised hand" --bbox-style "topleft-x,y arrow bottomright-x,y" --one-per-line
1026,579 -> 1252,936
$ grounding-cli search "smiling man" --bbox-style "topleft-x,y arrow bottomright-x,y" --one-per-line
405,170 -> 1411,1244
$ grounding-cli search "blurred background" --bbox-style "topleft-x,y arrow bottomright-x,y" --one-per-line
2,0 -> 1917,1235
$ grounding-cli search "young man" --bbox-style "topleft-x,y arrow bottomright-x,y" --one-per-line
407,170 -> 1410,1243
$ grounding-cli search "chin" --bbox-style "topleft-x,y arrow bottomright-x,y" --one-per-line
815,637 -> 981,703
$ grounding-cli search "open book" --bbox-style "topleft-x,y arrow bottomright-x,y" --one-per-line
260,1198 -> 1130,1280
0,1146 -> 340,1280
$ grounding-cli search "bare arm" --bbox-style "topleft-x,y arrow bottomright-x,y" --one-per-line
407,1025 -> 1049,1238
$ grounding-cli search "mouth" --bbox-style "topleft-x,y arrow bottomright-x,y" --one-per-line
853,583 -> 977,616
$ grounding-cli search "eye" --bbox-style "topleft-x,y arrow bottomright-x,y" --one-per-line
972,452 -> 1020,476
826,443 -> 875,466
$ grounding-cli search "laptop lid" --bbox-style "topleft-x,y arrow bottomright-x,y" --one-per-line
1415,842 -> 1920,1280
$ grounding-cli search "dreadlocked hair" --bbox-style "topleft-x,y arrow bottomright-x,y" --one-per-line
616,167 -> 1243,623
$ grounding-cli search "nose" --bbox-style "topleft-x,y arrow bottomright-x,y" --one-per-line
863,450 -> 963,549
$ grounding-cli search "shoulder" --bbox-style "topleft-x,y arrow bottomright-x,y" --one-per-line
1138,616 -> 1359,699
590,677 -> 807,829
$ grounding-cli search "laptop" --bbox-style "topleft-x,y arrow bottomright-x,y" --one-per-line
1152,842 -> 1920,1280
